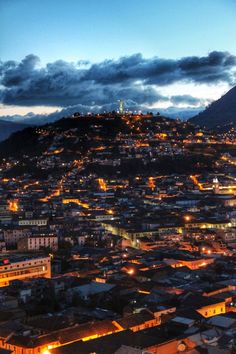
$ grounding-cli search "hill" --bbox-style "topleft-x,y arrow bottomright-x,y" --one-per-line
0,114 -> 131,158
0,113 -> 218,180
190,86 -> 236,128
0,119 -> 30,142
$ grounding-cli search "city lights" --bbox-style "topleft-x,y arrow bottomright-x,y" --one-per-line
0,1 -> 235,353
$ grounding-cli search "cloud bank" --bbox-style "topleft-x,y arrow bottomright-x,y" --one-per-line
0,51 -> 235,111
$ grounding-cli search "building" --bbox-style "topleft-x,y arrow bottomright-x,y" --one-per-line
115,310 -> 160,332
3,228 -> 32,248
0,256 -> 51,287
0,204 -> 12,224
18,218 -> 48,226
0,319 -> 121,354
17,235 -> 58,252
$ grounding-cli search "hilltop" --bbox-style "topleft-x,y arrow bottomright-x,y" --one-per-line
190,86 -> 236,128
0,113 -> 130,158
0,112 -> 215,179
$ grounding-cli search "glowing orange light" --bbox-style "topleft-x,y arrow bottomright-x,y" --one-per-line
155,133 -> 167,140
98,178 -> 107,192
62,198 -> 89,209
23,181 -> 39,190
127,268 -> 135,275
8,200 -> 19,212
53,148 -> 64,154
190,175 -> 204,190
39,197 -> 50,202
148,177 -> 155,191
2,178 -> 9,182
138,290 -> 151,294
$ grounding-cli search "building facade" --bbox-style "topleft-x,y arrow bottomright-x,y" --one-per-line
0,256 -> 51,287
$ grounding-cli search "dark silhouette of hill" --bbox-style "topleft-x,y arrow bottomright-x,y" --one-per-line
0,114 -> 130,158
0,113 -> 216,179
0,119 -> 30,142
190,86 -> 236,128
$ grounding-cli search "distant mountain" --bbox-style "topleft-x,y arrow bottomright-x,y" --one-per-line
161,107 -> 203,121
190,86 -> 236,128
0,105 -> 204,129
0,119 -> 30,142
0,112 -> 62,126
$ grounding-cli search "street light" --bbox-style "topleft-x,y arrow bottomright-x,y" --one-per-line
127,268 -> 135,275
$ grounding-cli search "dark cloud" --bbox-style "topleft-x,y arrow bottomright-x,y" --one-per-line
82,51 -> 236,86
0,51 -> 235,108
171,95 -> 201,105
1,54 -> 40,87
170,95 -> 212,106
178,51 -> 236,84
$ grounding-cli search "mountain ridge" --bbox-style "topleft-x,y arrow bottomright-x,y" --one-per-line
0,119 -> 30,142
189,86 -> 236,128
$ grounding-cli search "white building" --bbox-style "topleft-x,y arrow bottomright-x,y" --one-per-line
18,218 -> 48,226
18,234 -> 58,252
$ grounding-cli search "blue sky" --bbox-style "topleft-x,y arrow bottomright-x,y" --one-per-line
0,0 -> 236,117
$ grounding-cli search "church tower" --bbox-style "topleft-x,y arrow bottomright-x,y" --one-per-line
213,177 -> 220,194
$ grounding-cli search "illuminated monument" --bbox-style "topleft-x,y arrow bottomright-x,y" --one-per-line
119,99 -> 124,114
